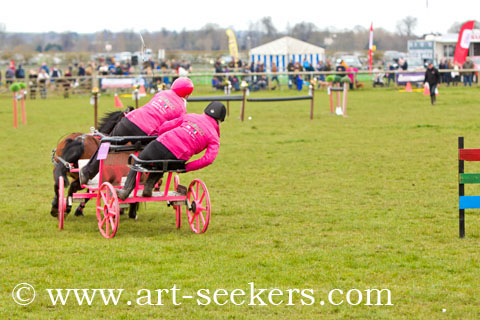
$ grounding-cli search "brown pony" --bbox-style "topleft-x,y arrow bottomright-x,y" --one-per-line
50,108 -> 134,217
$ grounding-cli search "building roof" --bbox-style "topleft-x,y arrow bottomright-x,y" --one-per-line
249,36 -> 325,55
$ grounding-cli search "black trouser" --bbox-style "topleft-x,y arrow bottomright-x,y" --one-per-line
428,83 -> 437,104
83,117 -> 147,179
123,141 -> 182,192
428,83 -> 437,97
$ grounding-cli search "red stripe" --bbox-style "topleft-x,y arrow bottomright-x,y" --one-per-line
459,149 -> 480,161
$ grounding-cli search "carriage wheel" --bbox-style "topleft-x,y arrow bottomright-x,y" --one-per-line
96,182 -> 120,239
174,175 -> 181,229
186,179 -> 211,233
58,176 -> 66,230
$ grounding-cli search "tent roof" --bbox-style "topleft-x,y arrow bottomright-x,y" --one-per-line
249,36 -> 325,55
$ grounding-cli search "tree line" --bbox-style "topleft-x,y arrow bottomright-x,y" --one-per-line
0,17 -> 473,57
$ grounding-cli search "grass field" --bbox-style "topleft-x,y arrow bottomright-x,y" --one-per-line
1,85 -> 480,319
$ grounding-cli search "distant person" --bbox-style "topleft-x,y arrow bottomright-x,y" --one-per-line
452,62 -> 460,86
5,67 -> 14,87
424,62 -> 440,105
15,65 -> 25,80
462,57 -> 474,87
287,59 -> 294,89
270,61 -> 280,90
38,69 -> 50,99
78,63 -> 86,76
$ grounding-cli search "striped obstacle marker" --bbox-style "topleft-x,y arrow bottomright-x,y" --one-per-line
458,136 -> 480,237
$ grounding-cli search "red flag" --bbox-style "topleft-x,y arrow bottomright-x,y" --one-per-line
454,21 -> 475,65
368,23 -> 373,72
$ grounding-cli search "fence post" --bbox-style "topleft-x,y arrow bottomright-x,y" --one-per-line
459,136 -> 465,238
309,84 -> 314,120
92,88 -> 99,128
240,81 -> 248,122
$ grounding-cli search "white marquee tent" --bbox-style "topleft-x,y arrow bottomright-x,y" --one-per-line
249,36 -> 325,71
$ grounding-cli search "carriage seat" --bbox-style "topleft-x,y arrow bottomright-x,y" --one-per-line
128,154 -> 186,173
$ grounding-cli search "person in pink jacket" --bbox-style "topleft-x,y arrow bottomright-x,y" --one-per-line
80,77 -> 194,184
117,102 -> 226,200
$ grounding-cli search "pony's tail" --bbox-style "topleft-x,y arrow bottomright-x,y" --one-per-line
98,110 -> 126,135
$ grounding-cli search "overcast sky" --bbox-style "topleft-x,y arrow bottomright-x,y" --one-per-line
1,0 -> 478,35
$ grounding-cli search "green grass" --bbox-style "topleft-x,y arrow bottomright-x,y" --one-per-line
1,85 -> 480,319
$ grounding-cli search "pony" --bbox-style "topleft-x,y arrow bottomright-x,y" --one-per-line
50,107 -> 135,218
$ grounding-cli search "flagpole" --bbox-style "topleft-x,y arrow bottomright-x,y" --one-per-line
368,22 -> 373,74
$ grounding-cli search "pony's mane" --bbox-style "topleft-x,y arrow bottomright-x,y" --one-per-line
98,107 -> 134,135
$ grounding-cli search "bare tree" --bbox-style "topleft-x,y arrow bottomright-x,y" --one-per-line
448,20 -> 480,33
290,22 -> 317,42
396,16 -> 418,36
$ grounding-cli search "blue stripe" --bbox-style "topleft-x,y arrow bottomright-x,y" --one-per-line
264,55 -> 267,67
276,55 -> 279,69
460,196 -> 480,209
251,55 -> 254,63
258,55 -> 261,63
292,55 -> 295,63
310,54 -> 313,64
282,55 -> 285,71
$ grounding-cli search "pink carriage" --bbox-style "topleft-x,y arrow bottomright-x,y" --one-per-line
56,136 -> 211,239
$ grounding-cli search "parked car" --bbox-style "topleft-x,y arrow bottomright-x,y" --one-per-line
338,55 -> 365,69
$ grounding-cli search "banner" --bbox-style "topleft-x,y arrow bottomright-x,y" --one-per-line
453,21 -> 475,65
368,23 -> 373,72
226,29 -> 239,62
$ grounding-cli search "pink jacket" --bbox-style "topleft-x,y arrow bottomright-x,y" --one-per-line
155,113 -> 220,172
126,90 -> 186,136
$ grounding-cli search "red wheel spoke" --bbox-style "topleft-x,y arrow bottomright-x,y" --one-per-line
199,212 -> 206,225
196,182 -> 199,197
199,191 -> 206,203
105,218 -> 110,235
189,214 -> 195,225
109,196 -> 115,207
190,187 -> 198,201
196,214 -> 199,231
100,216 -> 107,228
100,191 -> 108,205
109,217 -> 115,232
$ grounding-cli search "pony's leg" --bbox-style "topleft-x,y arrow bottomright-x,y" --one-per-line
51,184 -> 59,217
75,199 -> 88,217
66,179 -> 82,214
51,163 -> 69,217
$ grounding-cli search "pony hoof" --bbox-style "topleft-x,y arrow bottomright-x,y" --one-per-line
50,210 -> 58,218
74,209 -> 84,217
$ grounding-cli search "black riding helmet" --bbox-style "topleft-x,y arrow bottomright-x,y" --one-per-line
204,101 -> 226,122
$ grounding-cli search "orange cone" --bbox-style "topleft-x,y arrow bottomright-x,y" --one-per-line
423,84 -> 430,96
405,82 -> 412,92
114,93 -> 124,108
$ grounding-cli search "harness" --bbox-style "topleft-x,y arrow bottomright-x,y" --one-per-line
51,134 -> 88,169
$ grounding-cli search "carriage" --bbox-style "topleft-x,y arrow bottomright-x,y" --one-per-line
55,136 -> 211,239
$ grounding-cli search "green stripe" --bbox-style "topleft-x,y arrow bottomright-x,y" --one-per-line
460,173 -> 480,184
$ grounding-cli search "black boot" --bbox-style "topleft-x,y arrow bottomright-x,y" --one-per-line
117,170 -> 137,201
430,95 -> 435,105
142,173 -> 162,197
